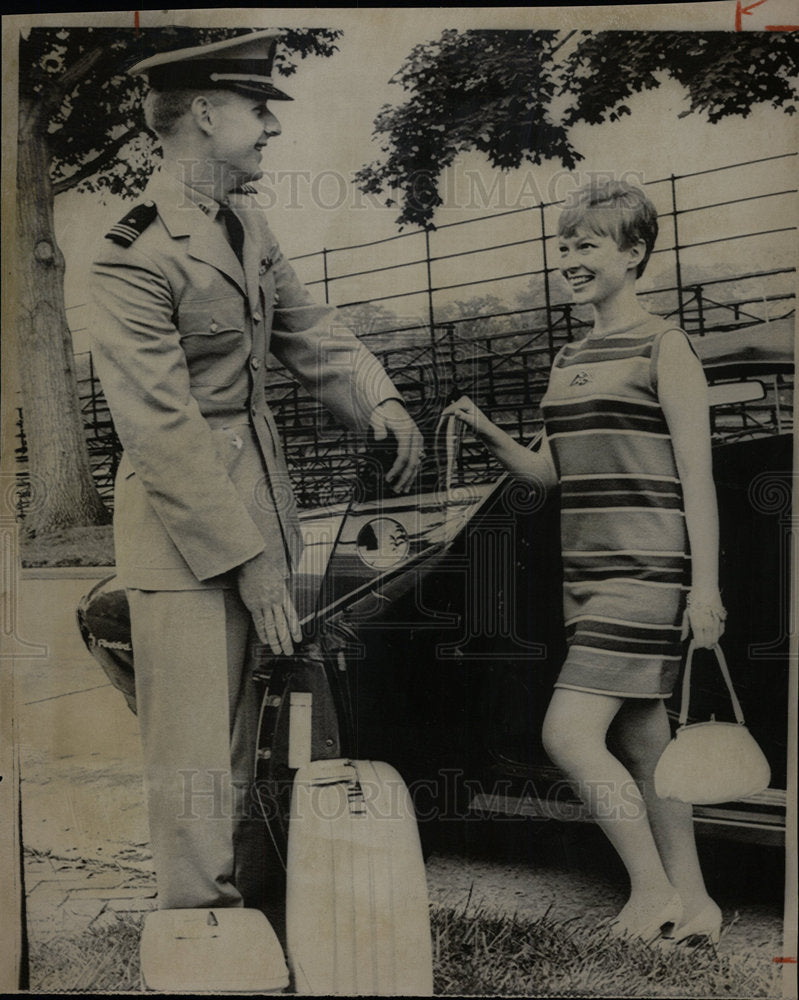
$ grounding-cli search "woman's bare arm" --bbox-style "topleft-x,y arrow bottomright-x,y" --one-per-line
658,330 -> 725,647
441,395 -> 558,492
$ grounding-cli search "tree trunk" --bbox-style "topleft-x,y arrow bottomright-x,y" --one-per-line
15,95 -> 110,532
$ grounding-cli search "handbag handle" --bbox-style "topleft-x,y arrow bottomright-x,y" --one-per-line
434,411 -> 462,498
433,406 -> 546,498
679,641 -> 746,728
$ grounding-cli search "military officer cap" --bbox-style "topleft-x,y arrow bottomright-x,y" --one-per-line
129,29 -> 292,101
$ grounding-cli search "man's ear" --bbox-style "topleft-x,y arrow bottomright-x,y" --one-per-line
191,95 -> 215,135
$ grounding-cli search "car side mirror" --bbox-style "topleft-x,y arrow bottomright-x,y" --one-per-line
708,380 -> 766,407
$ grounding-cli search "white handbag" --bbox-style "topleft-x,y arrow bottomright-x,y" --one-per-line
654,641 -> 771,805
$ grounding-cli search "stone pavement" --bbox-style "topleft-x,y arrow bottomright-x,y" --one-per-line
24,851 -> 157,943
15,572 -> 157,969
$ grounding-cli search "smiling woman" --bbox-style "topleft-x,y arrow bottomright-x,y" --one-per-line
443,176 -> 727,949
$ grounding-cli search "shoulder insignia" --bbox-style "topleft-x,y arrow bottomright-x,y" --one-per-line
105,201 -> 158,247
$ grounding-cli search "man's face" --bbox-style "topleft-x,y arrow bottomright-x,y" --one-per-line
207,91 -> 282,185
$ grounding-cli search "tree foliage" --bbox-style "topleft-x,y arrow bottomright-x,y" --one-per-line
339,301 -> 405,336
436,295 -> 514,338
19,26 -> 343,200
356,29 -> 799,229
564,30 -> 798,126
354,30 -> 581,230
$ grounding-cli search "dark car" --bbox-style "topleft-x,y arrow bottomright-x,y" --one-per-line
77,319 -> 793,858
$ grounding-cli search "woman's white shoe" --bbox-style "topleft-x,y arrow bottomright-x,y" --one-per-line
662,900 -> 722,946
609,892 -> 683,944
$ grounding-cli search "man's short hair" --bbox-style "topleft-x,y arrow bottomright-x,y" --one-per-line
558,180 -> 659,278
143,88 -> 233,138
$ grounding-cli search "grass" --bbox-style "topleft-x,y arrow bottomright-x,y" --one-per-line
26,902 -> 779,996
20,524 -> 115,568
28,911 -> 145,993
431,904 -> 779,997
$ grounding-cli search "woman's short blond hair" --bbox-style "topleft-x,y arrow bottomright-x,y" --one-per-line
558,180 -> 659,278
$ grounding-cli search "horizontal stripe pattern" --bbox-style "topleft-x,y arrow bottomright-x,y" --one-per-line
562,553 -> 688,585
542,318 -> 690,696
543,399 -> 669,437
556,336 -> 656,368
565,617 -> 680,655
562,476 -> 680,496
556,642 -> 683,697
562,476 -> 683,512
562,490 -> 682,512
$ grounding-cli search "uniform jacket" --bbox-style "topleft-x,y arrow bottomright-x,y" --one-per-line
89,167 -> 399,590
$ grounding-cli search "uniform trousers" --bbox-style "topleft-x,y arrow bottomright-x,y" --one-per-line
128,588 -> 265,910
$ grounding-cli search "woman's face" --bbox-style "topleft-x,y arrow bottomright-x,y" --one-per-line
557,228 -> 640,307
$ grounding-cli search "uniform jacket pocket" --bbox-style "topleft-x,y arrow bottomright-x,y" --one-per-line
178,296 -> 250,387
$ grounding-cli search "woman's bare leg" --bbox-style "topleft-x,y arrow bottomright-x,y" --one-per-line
610,698 -> 717,923
542,687 -> 678,934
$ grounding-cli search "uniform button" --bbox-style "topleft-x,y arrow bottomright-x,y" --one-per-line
252,311 -> 262,323
250,356 -> 261,370
210,322 -> 218,332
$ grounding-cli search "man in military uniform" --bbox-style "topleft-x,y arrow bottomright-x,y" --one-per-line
89,30 -> 423,914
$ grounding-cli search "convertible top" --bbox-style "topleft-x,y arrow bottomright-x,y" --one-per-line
694,317 -> 795,377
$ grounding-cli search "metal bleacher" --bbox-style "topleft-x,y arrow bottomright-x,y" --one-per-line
13,153 -> 796,516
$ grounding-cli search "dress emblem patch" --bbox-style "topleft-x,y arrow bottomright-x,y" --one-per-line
570,369 -> 593,387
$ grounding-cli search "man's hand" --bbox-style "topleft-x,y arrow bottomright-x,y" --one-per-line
236,552 -> 301,655
369,399 -> 425,493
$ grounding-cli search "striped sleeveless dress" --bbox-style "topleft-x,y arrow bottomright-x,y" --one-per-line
540,315 -> 691,698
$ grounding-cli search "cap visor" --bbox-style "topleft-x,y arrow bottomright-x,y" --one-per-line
228,81 -> 293,101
